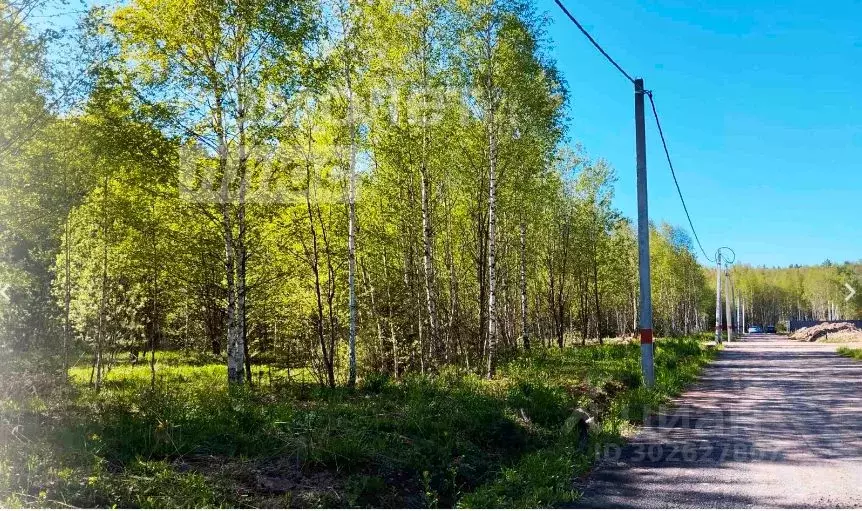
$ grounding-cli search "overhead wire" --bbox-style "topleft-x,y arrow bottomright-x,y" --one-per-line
552,0 -> 635,84
646,91 -> 715,263
552,0 -> 730,265
715,246 -> 736,268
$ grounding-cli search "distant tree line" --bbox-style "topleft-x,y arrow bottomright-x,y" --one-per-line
728,261 -> 862,328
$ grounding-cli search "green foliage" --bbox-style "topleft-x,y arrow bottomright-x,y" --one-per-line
460,337 -> 718,508
359,371 -> 392,394
2,0 -> 721,389
729,261 -> 862,327
1,0 -> 724,508
458,444 -> 586,508
837,347 -> 862,361
506,380 -> 569,427
1,339 -> 715,508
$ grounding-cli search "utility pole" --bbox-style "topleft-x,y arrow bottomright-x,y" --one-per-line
635,78 -> 654,387
714,252 -> 722,343
736,293 -> 740,335
742,297 -> 746,335
725,269 -> 734,342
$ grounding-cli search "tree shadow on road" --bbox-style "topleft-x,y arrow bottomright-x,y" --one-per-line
573,339 -> 862,507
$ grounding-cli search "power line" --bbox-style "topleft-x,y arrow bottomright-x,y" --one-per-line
552,0 -> 635,84
646,90 -> 715,263
553,0 -> 728,266
716,246 -> 735,265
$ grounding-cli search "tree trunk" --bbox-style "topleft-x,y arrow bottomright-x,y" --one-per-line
213,80 -> 242,384
63,215 -> 71,373
223,203 -> 241,383
305,125 -> 335,388
346,53 -> 358,388
519,219 -> 529,350
420,144 -> 439,367
382,246 -> 398,378
445,198 -> 460,367
360,260 -> 384,370
150,200 -> 158,389
476,214 -> 487,367
237,49 -> 251,385
418,38 -> 440,367
485,86 -> 498,379
95,173 -> 109,392
593,247 -> 603,345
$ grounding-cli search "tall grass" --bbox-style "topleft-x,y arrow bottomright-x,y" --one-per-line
837,347 -> 862,360
1,338 -> 717,508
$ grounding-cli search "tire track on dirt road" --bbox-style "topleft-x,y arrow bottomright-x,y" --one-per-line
575,334 -> 862,508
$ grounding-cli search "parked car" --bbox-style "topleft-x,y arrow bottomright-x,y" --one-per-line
765,325 -> 776,333
748,325 -> 763,334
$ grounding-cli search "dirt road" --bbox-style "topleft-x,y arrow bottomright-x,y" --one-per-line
576,334 -> 862,508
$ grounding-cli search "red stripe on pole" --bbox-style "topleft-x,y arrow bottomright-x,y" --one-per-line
640,328 -> 653,344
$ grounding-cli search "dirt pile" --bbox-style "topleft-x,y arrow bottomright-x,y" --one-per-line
789,322 -> 862,342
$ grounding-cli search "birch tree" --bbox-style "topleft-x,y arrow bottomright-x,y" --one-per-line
112,0 -> 318,383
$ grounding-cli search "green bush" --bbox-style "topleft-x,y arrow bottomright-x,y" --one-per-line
506,380 -> 570,427
838,347 -> 862,360
359,371 -> 391,393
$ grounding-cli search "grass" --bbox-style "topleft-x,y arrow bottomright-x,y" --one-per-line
837,347 -> 862,360
1,337 -> 717,508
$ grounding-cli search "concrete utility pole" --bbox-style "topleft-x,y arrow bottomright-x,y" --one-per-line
714,252 -> 723,343
635,78 -> 654,387
742,297 -> 746,334
725,269 -> 734,342
736,293 -> 740,335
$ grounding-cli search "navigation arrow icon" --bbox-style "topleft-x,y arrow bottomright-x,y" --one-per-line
846,282 -> 857,302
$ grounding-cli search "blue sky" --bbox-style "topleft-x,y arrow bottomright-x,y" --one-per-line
540,0 -> 862,267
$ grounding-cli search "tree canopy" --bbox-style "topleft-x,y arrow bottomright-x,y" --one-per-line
3,0 -> 853,388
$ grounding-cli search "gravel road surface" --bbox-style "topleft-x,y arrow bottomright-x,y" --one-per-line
576,334 -> 862,508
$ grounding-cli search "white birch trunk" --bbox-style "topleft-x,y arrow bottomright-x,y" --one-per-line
235,60 -> 248,384
216,89 -> 241,384
485,81 -> 498,379
346,52 -> 358,388
420,53 -> 439,363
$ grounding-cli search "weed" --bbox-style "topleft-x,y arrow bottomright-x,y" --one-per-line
1,338 -> 716,508
837,347 -> 862,360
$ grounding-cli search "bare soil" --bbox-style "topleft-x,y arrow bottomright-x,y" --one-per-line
790,322 -> 862,343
